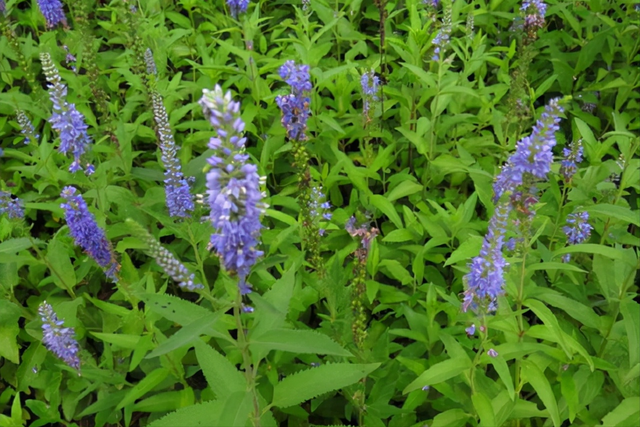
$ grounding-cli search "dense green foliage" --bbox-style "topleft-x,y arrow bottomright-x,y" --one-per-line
0,0 -> 639,426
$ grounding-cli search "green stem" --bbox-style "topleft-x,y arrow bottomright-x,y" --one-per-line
235,291 -> 261,427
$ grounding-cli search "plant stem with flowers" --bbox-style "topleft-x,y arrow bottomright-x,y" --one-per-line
200,85 -> 265,426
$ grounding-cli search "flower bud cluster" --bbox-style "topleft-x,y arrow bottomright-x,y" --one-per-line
39,301 -> 81,370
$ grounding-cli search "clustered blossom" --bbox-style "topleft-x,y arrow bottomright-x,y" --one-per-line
150,91 -> 194,218
309,186 -> 332,235
562,211 -> 592,262
462,203 -> 510,313
432,11 -> 452,61
200,85 -> 265,294
521,0 -> 547,32
39,301 -> 80,369
37,0 -> 67,28
361,70 -> 379,121
276,61 -> 311,141
560,139 -> 583,183
0,191 -> 24,219
16,110 -> 39,144
346,216 -> 379,255
41,53 -> 93,175
126,220 -> 202,291
493,98 -> 563,203
61,186 -> 119,280
226,0 -> 249,18
0,0 -> 5,13
144,48 -> 157,75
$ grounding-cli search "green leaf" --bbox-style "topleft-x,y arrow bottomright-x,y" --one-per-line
599,398 -> 640,427
585,204 -> 640,227
139,293 -> 212,326
403,357 -> 472,394
132,389 -> 193,412
116,368 -> 170,410
46,238 -> 76,291
620,299 -> 640,367
0,238 -> 32,254
524,299 -> 572,359
554,244 -> 632,264
370,195 -> 403,228
89,333 -> 140,349
445,235 -> 483,266
560,370 -> 579,423
530,289 -> 601,330
526,262 -> 586,273
0,302 -> 21,363
147,400 -> 225,427
193,340 -> 246,398
472,393 -> 496,427
378,259 -> 413,285
386,181 -> 423,202
430,409 -> 471,427
490,356 -> 515,400
272,363 -> 379,408
250,329 -> 352,357
146,313 -> 220,359
521,360 -> 561,427
217,391 -> 254,427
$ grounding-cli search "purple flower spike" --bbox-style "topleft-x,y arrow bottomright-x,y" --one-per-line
276,60 -> 312,141
199,85 -> 265,294
0,191 -> 24,219
462,203 -> 510,313
361,70 -> 380,120
226,0 -> 249,18
521,0 -> 546,32
61,186 -> 119,280
560,139 -> 584,183
150,90 -> 194,218
493,98 -> 563,203
39,301 -> 80,369
562,211 -> 592,262
37,0 -> 67,28
41,53 -> 93,175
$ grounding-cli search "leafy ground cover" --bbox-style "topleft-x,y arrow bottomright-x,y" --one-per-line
0,0 -> 639,426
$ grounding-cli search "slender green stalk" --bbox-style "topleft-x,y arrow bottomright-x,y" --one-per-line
235,291 -> 261,427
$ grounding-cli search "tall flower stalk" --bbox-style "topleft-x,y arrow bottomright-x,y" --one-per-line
39,301 -> 81,370
60,186 -> 119,280
462,202 -> 510,313
199,85 -> 265,295
40,52 -> 94,175
126,219 -> 202,291
36,0 -> 67,29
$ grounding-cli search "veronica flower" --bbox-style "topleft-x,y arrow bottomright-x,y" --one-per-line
493,98 -> 563,203
39,301 -> 80,369
560,139 -> 583,183
465,324 -> 476,336
462,202 -> 510,313
40,53 -> 93,174
0,0 -> 5,13
227,0 -> 249,18
144,48 -> 157,75
562,211 -> 592,262
276,60 -> 311,141
126,219 -> 202,290
487,348 -> 499,358
521,0 -> 546,32
37,0 -> 67,28
16,110 -> 39,144
361,70 -> 380,121
0,191 -> 24,219
60,186 -> 119,280
346,216 -> 379,252
432,27 -> 451,61
200,85 -> 265,294
150,91 -> 194,218
308,186 -> 332,235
